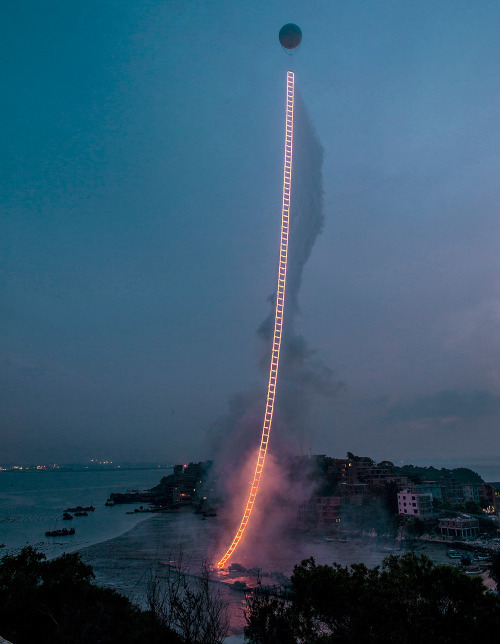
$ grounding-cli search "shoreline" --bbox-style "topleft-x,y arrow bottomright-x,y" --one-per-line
76,511 -> 500,639
0,468 -> 173,561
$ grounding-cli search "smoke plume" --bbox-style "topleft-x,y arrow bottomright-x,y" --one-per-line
210,93 -> 343,564
258,92 -> 344,434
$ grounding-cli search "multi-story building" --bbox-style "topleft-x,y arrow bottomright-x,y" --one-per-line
332,459 -> 357,485
150,461 -> 211,506
462,483 -> 482,503
439,515 -> 479,539
411,482 -> 444,500
362,466 -> 395,486
316,496 -> 341,527
341,482 -> 369,499
385,476 -> 411,489
298,496 -> 341,529
397,490 -> 435,520
440,478 -> 464,502
482,483 -> 499,513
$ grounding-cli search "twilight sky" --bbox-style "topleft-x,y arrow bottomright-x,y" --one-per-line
2,0 -> 500,469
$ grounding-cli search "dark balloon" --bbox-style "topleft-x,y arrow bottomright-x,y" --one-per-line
279,23 -> 302,50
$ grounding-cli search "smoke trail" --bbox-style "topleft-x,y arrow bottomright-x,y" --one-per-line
258,92 -> 344,433
210,94 -> 343,478
208,92 -> 344,567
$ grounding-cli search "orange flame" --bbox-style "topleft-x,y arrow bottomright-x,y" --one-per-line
217,71 -> 295,569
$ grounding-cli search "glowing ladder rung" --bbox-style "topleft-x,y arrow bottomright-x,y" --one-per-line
216,71 -> 295,569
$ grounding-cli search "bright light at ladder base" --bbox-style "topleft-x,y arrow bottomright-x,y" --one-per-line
216,70 -> 295,569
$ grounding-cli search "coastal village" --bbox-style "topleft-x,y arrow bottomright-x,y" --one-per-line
105,454 -> 500,572
2,457 -> 500,644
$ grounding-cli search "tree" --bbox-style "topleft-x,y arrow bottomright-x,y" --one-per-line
477,514 -> 498,536
244,553 -> 500,643
244,587 -> 295,644
491,552 -> 500,591
404,516 -> 425,540
464,499 -> 482,514
147,554 -> 229,644
0,546 -> 181,644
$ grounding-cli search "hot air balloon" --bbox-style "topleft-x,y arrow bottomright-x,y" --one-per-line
279,23 -> 302,50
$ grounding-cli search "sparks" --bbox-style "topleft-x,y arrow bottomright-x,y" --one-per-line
217,70 -> 295,569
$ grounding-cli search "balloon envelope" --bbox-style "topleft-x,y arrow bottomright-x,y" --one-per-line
279,23 -> 302,50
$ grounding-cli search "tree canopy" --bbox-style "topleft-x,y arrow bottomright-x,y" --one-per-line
0,547 -> 181,644
245,552 -> 500,643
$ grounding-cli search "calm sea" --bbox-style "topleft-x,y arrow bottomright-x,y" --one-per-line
0,468 -> 172,560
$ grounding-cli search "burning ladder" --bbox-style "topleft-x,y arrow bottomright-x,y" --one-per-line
217,70 -> 295,568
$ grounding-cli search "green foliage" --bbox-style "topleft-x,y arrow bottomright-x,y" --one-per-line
377,460 -> 395,469
477,515 -> 498,536
404,517 -> 425,539
244,552 -> 500,643
0,546 -> 181,644
244,588 -> 295,644
432,497 -> 443,509
490,552 -> 500,590
464,499 -> 482,514
346,452 -> 374,465
452,467 -> 484,484
394,464 -> 483,485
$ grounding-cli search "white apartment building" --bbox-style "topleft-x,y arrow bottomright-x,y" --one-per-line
397,490 -> 435,520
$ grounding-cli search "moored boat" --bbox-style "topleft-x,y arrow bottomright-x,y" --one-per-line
45,528 -> 75,537
65,505 -> 95,513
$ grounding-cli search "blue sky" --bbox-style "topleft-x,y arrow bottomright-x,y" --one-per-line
2,1 -> 500,467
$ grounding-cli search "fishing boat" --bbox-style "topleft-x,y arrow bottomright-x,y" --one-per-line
45,528 -> 75,537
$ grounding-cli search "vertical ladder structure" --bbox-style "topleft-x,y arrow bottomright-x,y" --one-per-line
217,71 -> 295,569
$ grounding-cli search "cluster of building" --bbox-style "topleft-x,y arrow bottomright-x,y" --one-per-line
108,461 -> 213,507
296,454 -> 500,538
397,481 -> 498,516
106,454 -> 498,542
156,461 -> 211,505
396,479 -> 499,539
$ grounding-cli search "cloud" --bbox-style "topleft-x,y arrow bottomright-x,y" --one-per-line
385,389 -> 500,423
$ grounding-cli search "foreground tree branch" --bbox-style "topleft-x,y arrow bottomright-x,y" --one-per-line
147,551 -> 229,644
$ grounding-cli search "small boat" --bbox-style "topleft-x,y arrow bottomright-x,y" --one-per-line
62,512 -> 73,520
446,550 -> 461,559
65,505 -> 95,513
105,498 -> 115,506
74,511 -> 88,517
45,528 -> 75,537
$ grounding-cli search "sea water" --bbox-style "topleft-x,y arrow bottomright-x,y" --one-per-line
0,467 -> 172,559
